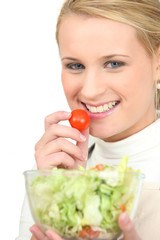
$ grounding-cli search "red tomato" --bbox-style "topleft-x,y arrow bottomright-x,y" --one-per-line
79,226 -> 100,239
95,164 -> 104,171
90,164 -> 104,171
120,204 -> 126,212
69,109 -> 90,131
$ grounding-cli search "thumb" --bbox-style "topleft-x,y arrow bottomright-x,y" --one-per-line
46,230 -> 64,240
118,212 -> 140,240
74,128 -> 89,169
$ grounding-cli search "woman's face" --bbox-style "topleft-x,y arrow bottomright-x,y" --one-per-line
58,14 -> 159,142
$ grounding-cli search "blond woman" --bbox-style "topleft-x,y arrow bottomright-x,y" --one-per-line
16,0 -> 160,240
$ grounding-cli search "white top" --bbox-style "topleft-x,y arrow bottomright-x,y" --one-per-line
87,115 -> 160,182
15,113 -> 160,240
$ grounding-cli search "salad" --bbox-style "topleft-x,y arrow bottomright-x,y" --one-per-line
28,156 -> 142,239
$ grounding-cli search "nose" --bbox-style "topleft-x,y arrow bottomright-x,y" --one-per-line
80,69 -> 107,100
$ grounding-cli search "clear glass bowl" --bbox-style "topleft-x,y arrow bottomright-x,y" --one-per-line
24,169 -> 145,240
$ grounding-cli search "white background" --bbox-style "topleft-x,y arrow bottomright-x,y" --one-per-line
0,0 -> 67,239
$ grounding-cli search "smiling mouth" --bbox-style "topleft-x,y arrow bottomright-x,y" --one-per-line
84,101 -> 120,113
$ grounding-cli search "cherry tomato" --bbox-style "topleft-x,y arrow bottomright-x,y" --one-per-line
69,109 -> 90,131
95,164 -> 104,171
90,164 -> 104,171
79,226 -> 100,239
120,204 -> 126,212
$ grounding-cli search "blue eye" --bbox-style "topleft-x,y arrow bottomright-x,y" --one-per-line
66,63 -> 85,70
106,61 -> 125,69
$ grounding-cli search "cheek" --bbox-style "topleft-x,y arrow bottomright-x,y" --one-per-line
61,72 -> 69,96
120,66 -> 154,101
61,71 -> 72,91
61,72 -> 80,106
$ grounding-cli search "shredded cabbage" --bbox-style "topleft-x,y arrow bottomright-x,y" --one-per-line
29,156 -> 141,238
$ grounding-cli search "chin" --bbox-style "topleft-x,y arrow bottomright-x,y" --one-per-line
90,126 -> 125,142
90,128 -> 111,140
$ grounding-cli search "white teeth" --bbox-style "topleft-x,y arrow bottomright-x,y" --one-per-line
104,104 -> 109,111
97,106 -> 103,113
86,101 -> 118,113
90,106 -> 97,113
108,102 -> 113,109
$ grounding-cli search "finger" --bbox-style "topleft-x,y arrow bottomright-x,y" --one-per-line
30,225 -> 48,240
36,138 -> 86,162
45,111 -> 71,130
118,212 -> 140,240
35,125 -> 86,150
46,230 -> 64,240
74,128 -> 89,169
36,152 -> 75,169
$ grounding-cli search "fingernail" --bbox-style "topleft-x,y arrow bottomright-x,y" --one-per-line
29,227 -> 35,235
80,134 -> 86,141
82,154 -> 88,161
46,231 -> 54,239
64,112 -> 71,117
46,231 -> 64,240
121,212 -> 129,225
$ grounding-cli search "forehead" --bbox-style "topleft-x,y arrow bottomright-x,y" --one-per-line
58,14 -> 146,58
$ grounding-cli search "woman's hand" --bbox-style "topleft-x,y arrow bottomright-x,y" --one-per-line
30,225 -> 63,240
30,213 -> 140,240
119,212 -> 141,240
35,111 -> 89,170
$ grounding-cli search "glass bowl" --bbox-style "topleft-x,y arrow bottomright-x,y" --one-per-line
24,168 -> 144,240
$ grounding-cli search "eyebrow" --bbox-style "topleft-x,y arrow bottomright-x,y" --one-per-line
103,54 -> 130,59
62,57 -> 79,61
61,54 -> 130,61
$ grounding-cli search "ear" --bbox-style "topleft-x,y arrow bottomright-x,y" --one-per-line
157,45 -> 160,76
154,45 -> 160,81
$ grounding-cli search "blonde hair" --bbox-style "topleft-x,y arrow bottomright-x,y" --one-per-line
56,0 -> 160,109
